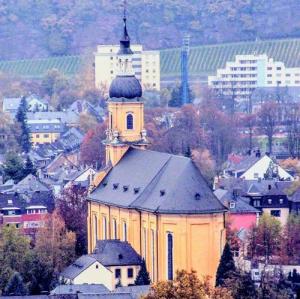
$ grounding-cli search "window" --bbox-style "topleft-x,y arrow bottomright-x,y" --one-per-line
36,134 -> 40,138
271,210 -> 281,217
254,200 -> 260,207
127,268 -> 133,278
113,219 -> 117,239
94,215 -> 98,244
96,264 -> 99,269
151,229 -> 155,282
166,232 -> 173,280
143,228 -> 147,260
126,114 -> 133,130
115,269 -> 121,278
268,199 -> 272,205
43,134 -> 49,138
102,216 -> 107,239
110,114 -> 113,129
279,198 -> 284,204
123,222 -> 127,242
276,67 -> 282,70
229,202 -> 236,209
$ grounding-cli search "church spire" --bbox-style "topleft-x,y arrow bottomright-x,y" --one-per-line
118,0 -> 133,55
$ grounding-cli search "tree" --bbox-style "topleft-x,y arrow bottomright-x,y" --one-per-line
0,226 -> 31,292
216,243 -> 236,286
169,84 -> 195,107
80,122 -> 106,168
35,210 -> 76,275
258,101 -> 278,154
135,259 -> 151,285
15,96 -> 31,153
2,152 -> 25,183
79,112 -> 99,133
56,185 -> 88,255
247,214 -> 282,264
23,156 -> 36,177
143,270 -> 233,299
3,272 -> 28,296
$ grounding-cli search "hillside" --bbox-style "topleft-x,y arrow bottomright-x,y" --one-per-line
0,0 -> 299,60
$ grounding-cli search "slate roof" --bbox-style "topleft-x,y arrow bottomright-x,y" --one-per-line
78,294 -> 132,299
12,174 -> 50,193
225,155 -> 260,173
214,189 -> 259,214
89,148 -> 226,214
51,284 -> 109,295
27,119 -> 65,133
27,111 -> 80,125
114,285 -> 150,299
92,240 -> 142,267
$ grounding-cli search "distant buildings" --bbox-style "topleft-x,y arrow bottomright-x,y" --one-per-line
208,54 -> 300,102
95,45 -> 160,91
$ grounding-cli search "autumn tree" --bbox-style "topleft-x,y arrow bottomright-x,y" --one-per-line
239,112 -> 257,151
80,122 -> 106,168
35,210 -> 76,275
247,214 -> 282,263
79,112 -> 99,133
258,101 -> 278,154
143,270 -> 233,299
56,185 -> 88,255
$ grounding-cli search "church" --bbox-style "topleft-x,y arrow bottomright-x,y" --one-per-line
87,14 -> 227,283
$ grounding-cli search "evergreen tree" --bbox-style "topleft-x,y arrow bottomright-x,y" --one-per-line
135,259 -> 151,285
216,242 -> 236,286
169,84 -> 194,107
23,156 -> 36,177
184,145 -> 192,158
4,272 -> 28,296
15,97 -> 31,153
3,152 -> 25,183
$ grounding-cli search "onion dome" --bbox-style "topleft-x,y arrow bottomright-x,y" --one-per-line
109,75 -> 142,99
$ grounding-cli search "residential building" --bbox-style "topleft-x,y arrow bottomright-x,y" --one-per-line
95,44 -> 160,91
3,95 -> 49,115
214,188 -> 259,231
60,240 -> 142,290
208,54 -> 300,102
223,151 -> 294,181
27,119 -> 65,145
88,15 -> 226,284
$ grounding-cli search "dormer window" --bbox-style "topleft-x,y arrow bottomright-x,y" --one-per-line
279,198 -> 284,204
229,201 -> 236,209
268,198 -> 272,205
126,114 -> 133,130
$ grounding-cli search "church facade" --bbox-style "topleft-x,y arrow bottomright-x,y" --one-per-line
87,15 -> 227,284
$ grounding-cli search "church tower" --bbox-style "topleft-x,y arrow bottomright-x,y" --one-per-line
104,12 -> 148,166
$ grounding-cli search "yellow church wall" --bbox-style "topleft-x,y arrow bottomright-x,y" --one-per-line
108,102 -> 144,142
87,201 -> 225,284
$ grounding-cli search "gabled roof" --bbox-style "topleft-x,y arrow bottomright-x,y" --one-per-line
89,148 -> 226,215
92,240 -> 141,267
51,284 -> 109,295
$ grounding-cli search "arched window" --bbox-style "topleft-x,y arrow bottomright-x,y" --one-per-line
167,232 -> 173,280
110,113 -> 113,130
113,219 -> 118,239
94,215 -> 98,245
102,216 -> 107,239
123,222 -> 127,242
126,114 -> 133,130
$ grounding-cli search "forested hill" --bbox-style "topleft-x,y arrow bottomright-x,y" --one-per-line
0,0 -> 299,60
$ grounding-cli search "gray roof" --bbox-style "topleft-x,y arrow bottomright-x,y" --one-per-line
92,240 -> 141,267
27,111 -> 80,125
51,284 -> 109,295
27,119 -> 65,133
225,155 -> 260,173
114,285 -> 150,299
60,255 -> 97,280
89,148 -> 226,214
78,294 -> 132,299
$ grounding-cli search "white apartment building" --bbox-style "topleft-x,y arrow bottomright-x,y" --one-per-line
95,45 -> 160,91
208,54 -> 300,101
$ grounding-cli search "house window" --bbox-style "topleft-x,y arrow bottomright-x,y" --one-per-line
229,202 -> 236,209
279,198 -> 284,204
254,200 -> 260,207
166,232 -> 173,280
126,114 -> 133,130
115,269 -> 121,278
43,134 -> 49,138
127,268 -> 133,278
36,134 -> 40,138
268,199 -> 272,205
113,219 -> 117,239
96,264 -> 99,269
151,229 -> 155,282
271,210 -> 281,217
123,222 -> 127,242
102,216 -> 107,239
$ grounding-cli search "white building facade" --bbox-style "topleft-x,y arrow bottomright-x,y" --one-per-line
95,45 -> 160,91
208,54 -> 300,101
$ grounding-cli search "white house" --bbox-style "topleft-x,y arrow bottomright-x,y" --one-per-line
60,240 -> 142,291
241,155 -> 294,181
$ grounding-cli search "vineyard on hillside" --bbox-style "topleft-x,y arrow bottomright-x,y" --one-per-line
0,38 -> 300,79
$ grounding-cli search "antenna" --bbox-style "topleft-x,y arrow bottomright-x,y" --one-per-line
181,34 -> 190,105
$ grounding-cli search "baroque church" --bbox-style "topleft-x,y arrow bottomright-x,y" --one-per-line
87,14 -> 226,283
